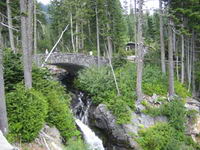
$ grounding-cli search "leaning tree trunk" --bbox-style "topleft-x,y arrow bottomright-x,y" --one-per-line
0,26 -> 8,135
20,0 -> 33,89
136,0 -> 144,102
159,0 -> 166,74
6,0 -> 15,53
168,18 -> 175,98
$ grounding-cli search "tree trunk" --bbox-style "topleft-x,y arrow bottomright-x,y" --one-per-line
96,2 -> 100,67
168,18 -> 175,97
6,0 -> 15,53
0,26 -> 8,135
33,0 -> 37,55
75,20 -> 79,52
104,43 -> 120,96
134,0 -> 137,54
173,30 -> 179,81
192,32 -> 196,97
136,0 -> 144,101
159,0 -> 166,74
186,37 -> 190,90
20,0 -> 33,89
80,22 -> 84,49
107,35 -> 113,59
198,83 -> 200,98
181,33 -> 185,83
70,12 -> 75,52
188,37 -> 192,91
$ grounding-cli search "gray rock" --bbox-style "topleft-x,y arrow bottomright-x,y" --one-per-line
185,98 -> 200,112
0,131 -> 16,150
89,104 -> 167,150
124,112 -> 167,135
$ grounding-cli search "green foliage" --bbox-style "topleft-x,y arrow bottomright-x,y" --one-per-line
65,138 -> 89,150
186,109 -> 198,124
76,64 -> 135,124
141,100 -> 162,117
103,91 -> 132,124
137,122 -> 199,150
32,68 -> 80,142
142,65 -> 168,96
75,66 -> 115,104
3,49 -> 23,92
112,52 -> 128,69
3,50 -> 79,142
76,63 -> 190,124
141,98 -> 200,149
142,65 -> 190,98
45,88 -> 80,142
143,99 -> 186,132
161,99 -> 186,132
174,81 -> 191,98
6,84 -> 48,142
137,123 -> 180,150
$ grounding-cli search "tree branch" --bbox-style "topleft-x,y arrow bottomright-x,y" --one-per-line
41,25 -> 69,67
0,22 -> 19,32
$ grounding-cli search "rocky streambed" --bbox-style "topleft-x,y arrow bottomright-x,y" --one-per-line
57,71 -> 200,150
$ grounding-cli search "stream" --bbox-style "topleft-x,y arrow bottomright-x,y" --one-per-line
58,73 -> 105,150
73,92 -> 104,150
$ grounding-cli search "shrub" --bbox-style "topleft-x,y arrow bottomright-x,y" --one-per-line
65,138 -> 89,150
75,66 -> 115,104
186,109 -> 198,124
76,65 -> 135,124
138,122 -> 199,150
6,84 -> 48,142
174,80 -> 191,98
3,50 -> 79,142
161,99 -> 186,132
141,99 -> 200,149
142,65 -> 190,97
105,91 -> 132,124
45,89 -> 80,142
143,98 -> 187,132
3,49 -> 23,92
138,123 -> 179,150
32,68 -> 80,142
142,65 -> 168,96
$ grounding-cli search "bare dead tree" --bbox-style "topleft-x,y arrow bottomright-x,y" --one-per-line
6,0 -> 15,52
159,0 -> 166,74
168,17 -> 175,97
20,0 -> 34,89
0,26 -> 8,135
136,0 -> 144,101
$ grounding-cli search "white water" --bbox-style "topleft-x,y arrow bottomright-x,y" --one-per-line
75,119 -> 104,150
73,92 -> 104,150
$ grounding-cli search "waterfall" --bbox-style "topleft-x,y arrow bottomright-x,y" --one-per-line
75,119 -> 104,150
73,92 -> 104,150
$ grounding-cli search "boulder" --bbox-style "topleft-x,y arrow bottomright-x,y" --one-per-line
15,125 -> 63,150
89,104 -> 167,150
185,98 -> 200,143
185,98 -> 200,112
37,125 -> 63,150
0,131 -> 17,150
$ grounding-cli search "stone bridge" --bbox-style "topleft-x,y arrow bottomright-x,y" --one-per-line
34,53 -> 109,73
